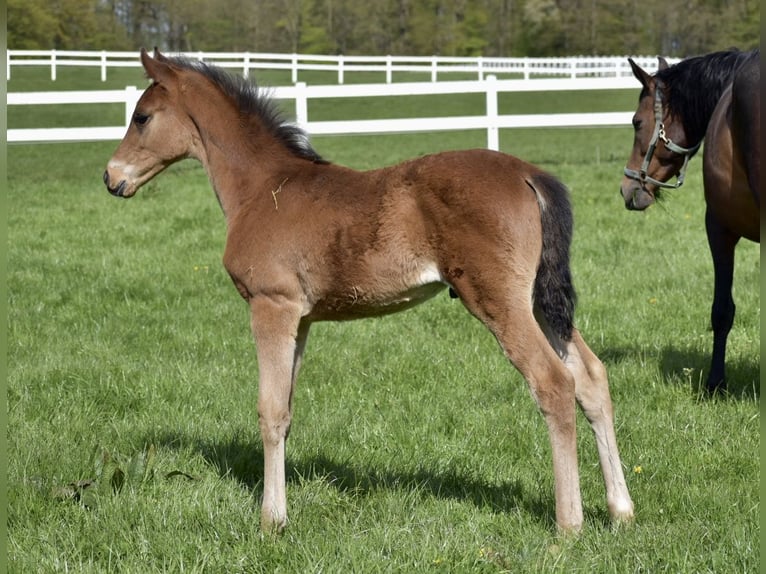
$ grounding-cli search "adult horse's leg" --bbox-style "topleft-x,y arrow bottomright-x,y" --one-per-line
563,330 -> 634,521
704,209 -> 738,393
250,295 -> 310,532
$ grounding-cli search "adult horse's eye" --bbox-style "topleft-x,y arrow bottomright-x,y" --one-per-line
133,112 -> 150,127
632,118 -> 642,131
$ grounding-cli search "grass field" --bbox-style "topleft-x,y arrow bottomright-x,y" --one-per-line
7,65 -> 760,573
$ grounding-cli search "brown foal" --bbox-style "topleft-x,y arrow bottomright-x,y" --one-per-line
104,49 -> 634,533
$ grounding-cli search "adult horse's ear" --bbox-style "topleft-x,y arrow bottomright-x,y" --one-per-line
628,58 -> 652,89
657,56 -> 670,70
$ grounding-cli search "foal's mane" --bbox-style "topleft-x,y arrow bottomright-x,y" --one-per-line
651,48 -> 759,146
162,54 -> 325,163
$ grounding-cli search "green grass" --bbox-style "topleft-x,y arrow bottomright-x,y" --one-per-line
7,70 -> 760,573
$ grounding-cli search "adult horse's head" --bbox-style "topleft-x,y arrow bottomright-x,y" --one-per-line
103,48 -> 202,198
620,57 -> 701,210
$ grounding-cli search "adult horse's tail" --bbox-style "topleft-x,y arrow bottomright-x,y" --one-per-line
526,173 -> 577,341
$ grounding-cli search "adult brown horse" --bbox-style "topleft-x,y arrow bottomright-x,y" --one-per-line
104,49 -> 634,533
620,48 -> 760,394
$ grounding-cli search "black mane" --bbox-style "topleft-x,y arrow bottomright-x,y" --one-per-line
162,54 -> 325,163
653,48 -> 759,146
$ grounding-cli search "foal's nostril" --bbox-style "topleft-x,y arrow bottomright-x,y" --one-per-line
103,170 -> 110,186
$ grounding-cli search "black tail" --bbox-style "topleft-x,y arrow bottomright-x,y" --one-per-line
526,173 -> 577,341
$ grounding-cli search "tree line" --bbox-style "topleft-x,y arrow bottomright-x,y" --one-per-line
8,0 -> 760,58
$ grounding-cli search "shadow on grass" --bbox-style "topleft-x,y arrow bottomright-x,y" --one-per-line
147,430 -> 570,528
596,345 -> 759,400
659,346 -> 760,400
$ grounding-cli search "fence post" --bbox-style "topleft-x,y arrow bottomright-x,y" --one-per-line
477,56 -> 484,81
386,55 -> 392,83
291,54 -> 298,84
7,50 -> 11,80
51,50 -> 57,81
338,54 -> 344,84
485,75 -> 499,151
431,56 -> 438,82
101,51 -> 107,82
243,52 -> 250,78
124,86 -> 138,128
294,82 -> 308,130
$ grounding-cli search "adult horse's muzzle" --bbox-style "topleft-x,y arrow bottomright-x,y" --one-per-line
620,179 -> 656,210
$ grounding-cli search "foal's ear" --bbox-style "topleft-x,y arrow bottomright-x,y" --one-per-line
657,56 -> 670,71
628,58 -> 652,89
140,47 -> 176,85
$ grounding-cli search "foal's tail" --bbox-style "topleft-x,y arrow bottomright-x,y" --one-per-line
525,173 -> 577,341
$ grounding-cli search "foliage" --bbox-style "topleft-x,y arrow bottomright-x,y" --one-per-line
7,0 -> 761,56
7,67 -> 760,573
51,445 -> 199,510
7,0 -> 131,50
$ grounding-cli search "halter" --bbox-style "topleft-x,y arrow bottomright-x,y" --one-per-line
623,82 -> 701,189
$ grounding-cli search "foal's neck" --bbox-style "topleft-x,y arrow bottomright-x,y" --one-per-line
188,92 -> 295,222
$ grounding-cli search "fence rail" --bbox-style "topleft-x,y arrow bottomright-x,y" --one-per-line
7,76 -> 639,149
7,49 -> 674,84
7,76 -> 638,148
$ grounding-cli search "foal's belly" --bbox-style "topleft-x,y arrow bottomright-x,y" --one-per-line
308,262 -> 448,321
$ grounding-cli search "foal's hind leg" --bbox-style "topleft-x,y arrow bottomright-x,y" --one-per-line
457,287 -> 584,531
562,330 -> 634,522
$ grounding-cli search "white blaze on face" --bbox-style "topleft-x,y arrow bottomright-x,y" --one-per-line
107,159 -> 137,179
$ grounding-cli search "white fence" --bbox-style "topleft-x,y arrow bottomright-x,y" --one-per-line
7,76 -> 639,149
7,49 -> 674,83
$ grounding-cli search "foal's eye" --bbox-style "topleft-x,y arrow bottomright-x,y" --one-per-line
133,112 -> 150,127
632,118 -> 642,131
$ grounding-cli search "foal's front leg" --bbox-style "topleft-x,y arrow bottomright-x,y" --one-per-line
249,294 -> 308,533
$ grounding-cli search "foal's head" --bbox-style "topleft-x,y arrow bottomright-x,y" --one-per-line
103,49 -> 203,198
619,58 -> 699,210
104,48 -> 323,199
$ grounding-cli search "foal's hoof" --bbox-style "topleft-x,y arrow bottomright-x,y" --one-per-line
556,522 -> 583,537
610,511 -> 635,530
609,499 -> 635,523
261,513 -> 288,535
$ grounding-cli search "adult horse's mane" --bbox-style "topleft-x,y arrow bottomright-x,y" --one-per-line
652,48 -> 759,147
157,53 -> 326,164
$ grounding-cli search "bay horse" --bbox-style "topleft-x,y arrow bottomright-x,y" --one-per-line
620,48 -> 760,394
104,49 -> 634,533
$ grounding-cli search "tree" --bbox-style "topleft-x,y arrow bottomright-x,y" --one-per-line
7,0 -> 761,56
8,0 -> 59,49
520,0 -> 563,56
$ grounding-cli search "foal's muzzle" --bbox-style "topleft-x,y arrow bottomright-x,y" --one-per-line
103,171 -> 128,198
